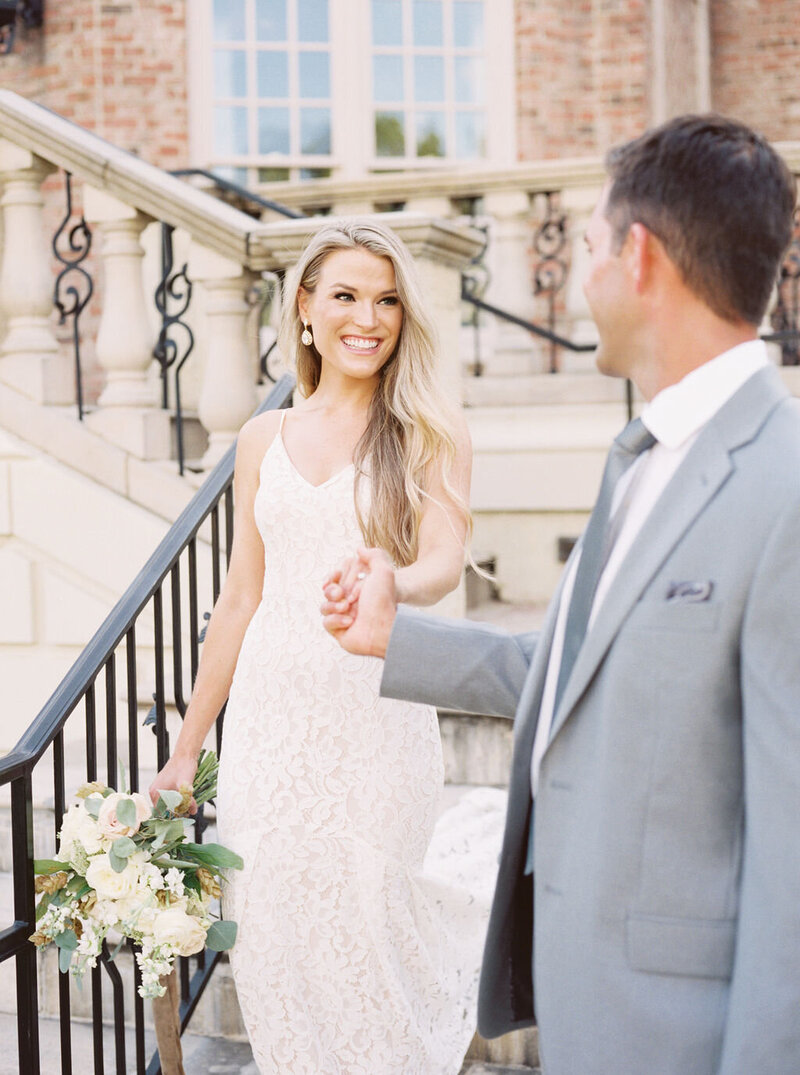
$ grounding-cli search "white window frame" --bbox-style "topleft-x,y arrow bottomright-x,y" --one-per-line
188,0 -> 515,181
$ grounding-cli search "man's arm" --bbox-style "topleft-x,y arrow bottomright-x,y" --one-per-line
718,499 -> 800,1073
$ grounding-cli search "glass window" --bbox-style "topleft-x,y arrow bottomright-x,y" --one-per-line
453,0 -> 482,47
256,0 -> 287,41
372,0 -> 403,46
375,111 -> 406,156
214,0 -> 247,41
213,165 -> 250,185
299,50 -> 330,98
414,54 -> 444,102
455,110 -> 484,158
454,55 -> 482,103
416,111 -> 445,156
298,0 -> 329,42
214,105 -> 249,155
373,54 -> 404,102
413,1 -> 443,46
258,106 -> 291,153
257,51 -> 289,97
258,166 -> 291,181
300,107 -> 332,153
214,50 -> 247,98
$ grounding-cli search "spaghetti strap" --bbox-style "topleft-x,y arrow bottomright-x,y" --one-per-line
279,409 -> 288,432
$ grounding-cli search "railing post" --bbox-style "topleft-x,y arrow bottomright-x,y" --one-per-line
191,244 -> 259,470
0,141 -> 66,403
83,187 -> 172,458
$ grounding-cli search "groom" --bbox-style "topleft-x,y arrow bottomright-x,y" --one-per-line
322,115 -> 800,1074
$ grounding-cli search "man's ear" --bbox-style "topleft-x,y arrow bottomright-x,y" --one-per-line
624,222 -> 651,292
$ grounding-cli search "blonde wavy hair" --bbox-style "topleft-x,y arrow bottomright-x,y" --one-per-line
278,217 -> 471,567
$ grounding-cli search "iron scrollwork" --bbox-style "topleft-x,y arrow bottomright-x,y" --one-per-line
153,223 -> 194,475
256,271 -> 284,384
532,192 -> 569,374
770,206 -> 800,366
53,172 -> 94,420
460,216 -> 491,377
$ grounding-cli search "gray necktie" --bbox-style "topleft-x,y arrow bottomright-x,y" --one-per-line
553,416 -> 656,714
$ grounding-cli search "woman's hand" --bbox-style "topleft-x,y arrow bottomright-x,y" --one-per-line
321,547 -> 397,657
149,752 -> 199,815
322,548 -> 393,610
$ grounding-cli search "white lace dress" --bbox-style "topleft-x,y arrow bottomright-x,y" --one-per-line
216,421 -> 505,1075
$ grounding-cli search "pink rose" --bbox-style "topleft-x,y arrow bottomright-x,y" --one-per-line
97,792 -> 152,838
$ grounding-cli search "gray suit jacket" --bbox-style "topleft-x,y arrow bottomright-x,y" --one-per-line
381,366 -> 800,1074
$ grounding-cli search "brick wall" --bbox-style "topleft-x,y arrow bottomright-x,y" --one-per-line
710,0 -> 800,143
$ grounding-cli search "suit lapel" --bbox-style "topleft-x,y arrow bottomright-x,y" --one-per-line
546,364 -> 789,748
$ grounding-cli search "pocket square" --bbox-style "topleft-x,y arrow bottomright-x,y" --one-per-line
666,580 -> 714,603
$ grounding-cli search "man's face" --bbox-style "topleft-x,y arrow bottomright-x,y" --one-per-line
582,184 -> 639,380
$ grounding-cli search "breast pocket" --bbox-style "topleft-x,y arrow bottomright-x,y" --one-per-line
631,599 -> 723,633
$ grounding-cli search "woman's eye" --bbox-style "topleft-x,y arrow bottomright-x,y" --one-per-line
379,296 -> 399,306
334,292 -> 354,301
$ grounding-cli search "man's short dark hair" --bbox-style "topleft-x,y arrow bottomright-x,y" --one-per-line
604,114 -> 797,325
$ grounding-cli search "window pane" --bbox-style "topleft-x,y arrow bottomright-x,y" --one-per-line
298,0 -> 329,42
256,0 -> 287,40
454,55 -> 483,103
373,54 -> 403,102
416,110 -> 446,156
372,0 -> 402,45
214,106 -> 248,155
258,167 -> 291,182
375,110 -> 406,156
455,110 -> 485,158
299,50 -> 330,97
413,1 -> 443,46
257,51 -> 289,97
300,167 -> 333,179
300,107 -> 332,153
453,1 -> 483,47
414,54 -> 444,102
213,0 -> 246,41
214,50 -> 247,98
258,107 -> 291,154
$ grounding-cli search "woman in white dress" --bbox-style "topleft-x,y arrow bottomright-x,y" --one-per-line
150,219 -> 501,1074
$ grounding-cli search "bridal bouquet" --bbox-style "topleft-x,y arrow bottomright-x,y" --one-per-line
29,750 -> 241,999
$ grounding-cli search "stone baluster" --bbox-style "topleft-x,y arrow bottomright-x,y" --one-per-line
0,142 -> 67,401
561,183 -> 603,372
191,244 -> 259,470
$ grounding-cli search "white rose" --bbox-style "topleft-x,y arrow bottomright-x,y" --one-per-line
97,792 -> 152,838
58,803 -> 105,859
152,907 -> 207,956
85,855 -> 139,901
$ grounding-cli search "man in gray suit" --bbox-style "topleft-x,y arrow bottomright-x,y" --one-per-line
322,115 -> 800,1073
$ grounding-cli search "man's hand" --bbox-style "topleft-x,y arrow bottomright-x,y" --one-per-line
321,547 -> 398,658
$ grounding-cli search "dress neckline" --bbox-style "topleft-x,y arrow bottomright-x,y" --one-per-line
276,425 -> 355,491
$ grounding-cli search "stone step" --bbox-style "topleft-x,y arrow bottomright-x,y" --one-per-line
464,370 -> 635,409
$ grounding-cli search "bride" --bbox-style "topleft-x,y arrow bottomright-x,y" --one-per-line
150,218 -> 502,1073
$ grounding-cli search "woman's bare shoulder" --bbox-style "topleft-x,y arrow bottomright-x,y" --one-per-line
235,408 -> 286,469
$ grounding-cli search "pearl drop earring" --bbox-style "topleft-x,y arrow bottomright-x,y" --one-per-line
301,321 -> 313,346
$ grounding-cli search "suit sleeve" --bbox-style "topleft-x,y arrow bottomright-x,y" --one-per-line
379,606 -> 536,719
718,499 -> 800,1072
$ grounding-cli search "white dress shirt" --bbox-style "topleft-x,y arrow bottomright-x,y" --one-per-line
530,339 -> 770,795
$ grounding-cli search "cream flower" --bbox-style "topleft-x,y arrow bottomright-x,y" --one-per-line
152,907 -> 207,956
96,792 -> 152,838
57,802 -> 106,859
85,855 -> 139,901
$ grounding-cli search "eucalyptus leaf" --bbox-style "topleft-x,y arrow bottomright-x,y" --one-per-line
83,796 -> 102,819
33,858 -> 65,875
54,930 -> 78,951
109,850 -> 128,874
116,797 -> 137,828
182,843 -> 243,870
150,856 -> 197,870
157,789 -> 183,811
205,920 -> 237,952
112,836 -> 136,858
58,946 -> 73,974
35,893 -> 52,921
107,934 -> 125,962
118,758 -> 128,796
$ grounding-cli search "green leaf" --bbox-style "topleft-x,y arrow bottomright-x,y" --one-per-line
34,858 -> 65,875
150,856 -> 197,870
205,920 -> 237,952
107,934 -> 125,962
35,893 -> 52,921
182,871 -> 201,895
157,790 -> 183,811
109,850 -> 128,874
54,930 -> 78,951
118,758 -> 128,796
83,797 -> 102,819
112,836 -> 136,858
58,946 -> 73,974
116,797 -> 137,828
182,843 -> 243,870
66,875 -> 89,896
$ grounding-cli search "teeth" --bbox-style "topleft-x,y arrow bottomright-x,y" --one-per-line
343,336 -> 379,350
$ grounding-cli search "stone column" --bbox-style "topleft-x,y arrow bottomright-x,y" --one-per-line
561,182 -> 604,372
83,187 -> 171,458
191,244 -> 259,470
0,142 -> 67,402
651,0 -> 711,123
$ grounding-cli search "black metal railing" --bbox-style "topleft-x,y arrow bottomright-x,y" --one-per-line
0,375 -> 294,1075
170,168 -> 306,221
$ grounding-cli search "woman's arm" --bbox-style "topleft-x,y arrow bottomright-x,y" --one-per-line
148,411 -> 281,807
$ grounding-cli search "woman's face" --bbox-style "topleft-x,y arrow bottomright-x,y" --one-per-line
297,248 -> 403,386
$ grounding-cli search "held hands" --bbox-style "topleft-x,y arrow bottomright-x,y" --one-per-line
321,547 -> 398,658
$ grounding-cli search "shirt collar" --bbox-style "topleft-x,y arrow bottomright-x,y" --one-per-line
641,339 -> 770,450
